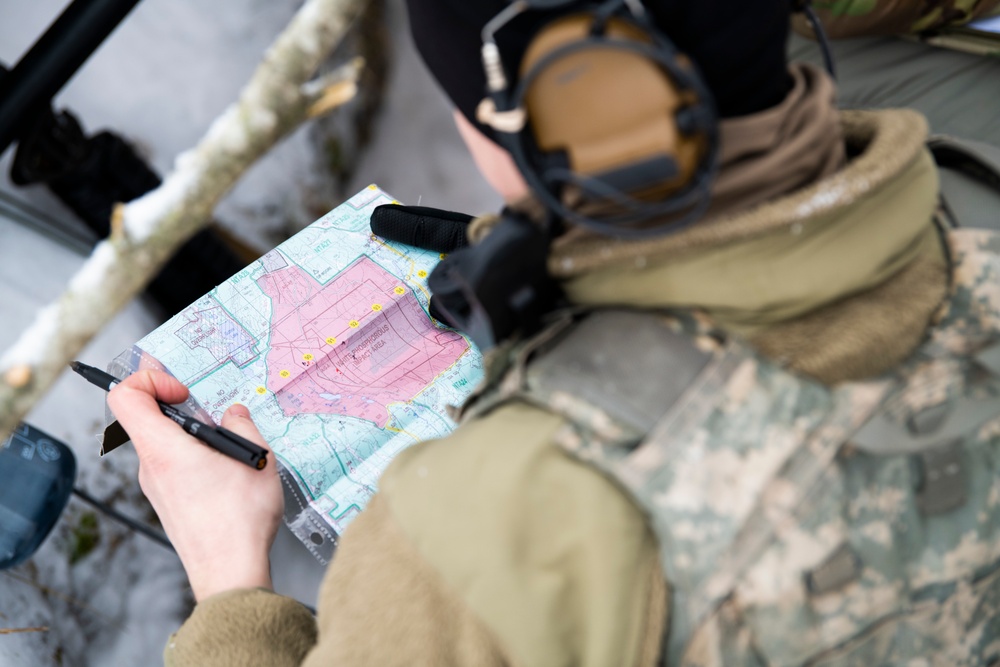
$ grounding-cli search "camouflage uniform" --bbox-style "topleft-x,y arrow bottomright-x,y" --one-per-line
456,225 -> 1000,665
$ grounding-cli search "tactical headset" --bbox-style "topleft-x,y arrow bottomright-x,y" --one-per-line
422,0 -> 834,350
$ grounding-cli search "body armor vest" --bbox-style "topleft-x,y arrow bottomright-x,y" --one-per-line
459,224 -> 1000,665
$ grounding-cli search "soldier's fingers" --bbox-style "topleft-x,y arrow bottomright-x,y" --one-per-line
115,369 -> 190,405
219,404 -> 270,451
108,370 -> 191,456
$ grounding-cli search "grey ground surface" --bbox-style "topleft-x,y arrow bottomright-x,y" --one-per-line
0,1 -> 497,664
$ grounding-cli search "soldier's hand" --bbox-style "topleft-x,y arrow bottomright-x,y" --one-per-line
108,370 -> 283,602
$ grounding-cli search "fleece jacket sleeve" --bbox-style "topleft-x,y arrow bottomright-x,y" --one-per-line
164,588 -> 317,667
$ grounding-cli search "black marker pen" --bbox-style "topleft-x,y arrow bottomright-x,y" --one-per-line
70,361 -> 268,471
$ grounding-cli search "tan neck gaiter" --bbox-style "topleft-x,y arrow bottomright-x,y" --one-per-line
707,62 -> 845,218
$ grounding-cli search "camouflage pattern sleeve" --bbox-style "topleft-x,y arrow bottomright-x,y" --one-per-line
794,0 -> 1000,38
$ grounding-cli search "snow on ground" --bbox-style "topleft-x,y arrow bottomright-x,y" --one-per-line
0,0 -> 498,664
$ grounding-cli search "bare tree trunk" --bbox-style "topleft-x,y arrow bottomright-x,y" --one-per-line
0,0 -> 367,439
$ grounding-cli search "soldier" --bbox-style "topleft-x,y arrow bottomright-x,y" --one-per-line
109,1 -> 1000,665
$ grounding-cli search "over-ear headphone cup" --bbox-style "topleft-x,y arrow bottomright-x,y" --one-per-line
518,14 -> 710,200
474,3 -> 719,238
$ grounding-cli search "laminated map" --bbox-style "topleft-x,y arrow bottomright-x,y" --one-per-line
111,185 -> 483,562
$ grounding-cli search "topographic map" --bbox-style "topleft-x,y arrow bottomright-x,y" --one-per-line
112,186 -> 483,562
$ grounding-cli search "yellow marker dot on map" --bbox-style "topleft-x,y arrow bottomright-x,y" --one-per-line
303,353 -> 314,361
394,286 -> 405,295
439,253 -> 447,260
367,184 -> 377,191
279,370 -> 291,378
256,386 -> 267,395
391,200 -> 400,205
349,320 -> 360,328
372,303 -> 382,312
326,337 -> 337,345
417,270 -> 428,279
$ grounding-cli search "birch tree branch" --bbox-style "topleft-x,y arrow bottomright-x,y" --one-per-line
0,0 -> 367,439
0,627 -> 49,635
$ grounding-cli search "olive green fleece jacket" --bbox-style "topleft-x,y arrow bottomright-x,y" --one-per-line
163,105 -> 948,667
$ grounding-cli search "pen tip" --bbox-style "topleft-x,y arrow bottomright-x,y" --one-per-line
69,361 -> 81,372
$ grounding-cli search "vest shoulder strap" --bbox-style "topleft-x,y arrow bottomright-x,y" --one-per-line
525,310 -> 715,442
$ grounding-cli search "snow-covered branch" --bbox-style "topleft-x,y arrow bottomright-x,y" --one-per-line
0,0 -> 367,439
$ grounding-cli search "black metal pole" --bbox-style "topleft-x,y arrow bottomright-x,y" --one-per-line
0,0 -> 144,157
71,486 -> 175,552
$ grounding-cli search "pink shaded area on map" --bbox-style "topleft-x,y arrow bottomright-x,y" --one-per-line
257,257 -> 468,427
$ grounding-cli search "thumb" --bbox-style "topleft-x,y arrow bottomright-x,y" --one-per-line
220,404 -> 270,451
